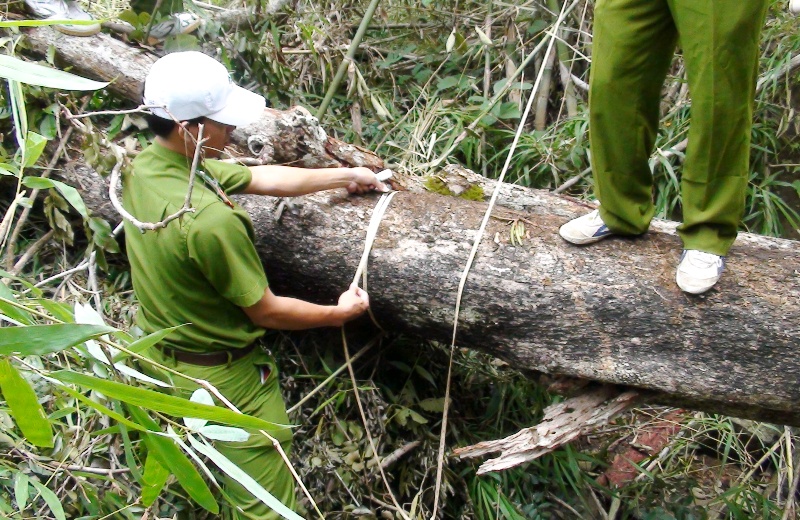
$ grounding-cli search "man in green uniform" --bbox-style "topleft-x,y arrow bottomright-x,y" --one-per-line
558,0 -> 769,294
124,51 -> 386,518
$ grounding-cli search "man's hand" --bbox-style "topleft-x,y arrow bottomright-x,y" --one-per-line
336,284 -> 370,323
347,167 -> 389,195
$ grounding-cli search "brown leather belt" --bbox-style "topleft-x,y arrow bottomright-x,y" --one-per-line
158,342 -> 256,366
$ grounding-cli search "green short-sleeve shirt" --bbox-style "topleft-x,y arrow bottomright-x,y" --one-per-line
123,142 -> 268,352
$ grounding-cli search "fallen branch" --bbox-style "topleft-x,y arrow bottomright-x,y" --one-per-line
454,387 -> 641,474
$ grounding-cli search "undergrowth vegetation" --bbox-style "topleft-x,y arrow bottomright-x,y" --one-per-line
0,0 -> 799,518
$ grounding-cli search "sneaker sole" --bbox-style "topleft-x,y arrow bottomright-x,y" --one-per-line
558,226 -> 613,245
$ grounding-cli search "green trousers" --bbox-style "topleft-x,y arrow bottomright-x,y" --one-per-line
590,0 -> 768,256
146,347 -> 297,520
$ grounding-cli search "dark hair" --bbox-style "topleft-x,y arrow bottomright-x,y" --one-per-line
144,113 -> 205,138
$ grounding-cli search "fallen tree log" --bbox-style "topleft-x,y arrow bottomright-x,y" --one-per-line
23,27 -> 800,426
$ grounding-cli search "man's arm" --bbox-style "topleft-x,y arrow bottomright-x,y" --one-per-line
241,165 -> 387,197
242,285 -> 369,330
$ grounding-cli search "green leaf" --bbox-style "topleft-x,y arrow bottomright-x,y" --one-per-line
129,406 -> 219,514
436,75 -> 464,92
117,9 -> 140,27
0,19 -> 100,28
0,163 -> 20,177
23,132 -> 47,167
14,472 -> 29,511
188,435 -> 303,520
0,359 -> 53,447
30,480 -> 66,520
198,425 -> 250,442
0,55 -> 108,90
0,283 -> 32,325
58,384 -> 147,433
111,325 -> 184,362
9,79 -> 27,149
22,177 -> 89,218
140,453 -> 170,506
0,323 -> 116,356
51,370 -> 293,433
419,397 -> 446,413
407,409 -> 428,424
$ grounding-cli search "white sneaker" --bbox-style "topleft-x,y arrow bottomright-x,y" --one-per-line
791,0 -> 800,14
25,0 -> 101,36
558,209 -> 614,245
676,250 -> 725,294
146,12 -> 202,44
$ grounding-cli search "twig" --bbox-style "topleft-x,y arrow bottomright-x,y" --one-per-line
108,128 -> 206,232
781,438 -> 800,520
757,53 -> 800,93
553,166 -> 591,193
66,104 -> 165,120
10,230 -> 54,275
0,192 -> 27,253
286,336 -> 380,415
380,441 -> 421,469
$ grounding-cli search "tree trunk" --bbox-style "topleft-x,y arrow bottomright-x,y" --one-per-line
24,27 -> 800,427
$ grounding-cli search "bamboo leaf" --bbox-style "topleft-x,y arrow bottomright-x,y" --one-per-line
188,435 -> 303,520
0,54 -> 108,90
0,324 -> 116,356
140,453 -> 170,506
0,283 -> 32,325
57,383 -> 147,433
13,472 -> 29,511
52,370 -> 293,432
446,30 -> 456,53
198,425 -> 250,442
30,480 -> 66,520
0,19 -> 101,28
475,27 -> 492,46
129,406 -> 219,514
185,388 -> 213,430
112,325 -> 185,362
9,79 -> 27,149
0,359 -> 53,447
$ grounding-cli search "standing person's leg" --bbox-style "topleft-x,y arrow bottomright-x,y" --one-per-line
591,0 -> 677,234
670,0 -> 769,257
560,0 -> 678,244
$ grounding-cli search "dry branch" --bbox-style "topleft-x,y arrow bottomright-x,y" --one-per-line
455,387 -> 641,473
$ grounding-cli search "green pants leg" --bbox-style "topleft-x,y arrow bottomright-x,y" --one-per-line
144,348 -> 297,520
590,0 -> 767,255
590,0 -> 678,236
670,0 -> 768,256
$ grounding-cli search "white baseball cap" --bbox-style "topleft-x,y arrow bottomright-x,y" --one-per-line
144,51 -> 266,127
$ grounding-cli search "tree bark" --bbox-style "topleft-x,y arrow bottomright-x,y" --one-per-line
24,27 -> 800,427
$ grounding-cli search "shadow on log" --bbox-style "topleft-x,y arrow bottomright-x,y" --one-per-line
23,26 -> 800,427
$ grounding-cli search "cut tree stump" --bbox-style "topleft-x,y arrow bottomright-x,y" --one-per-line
21,27 -> 800,427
